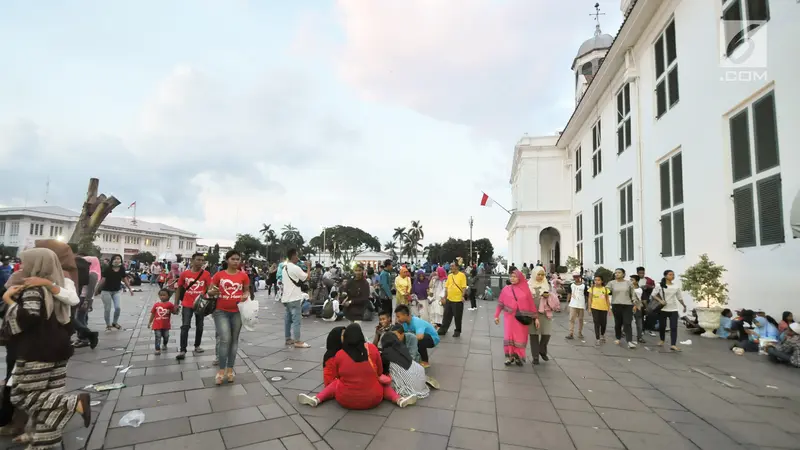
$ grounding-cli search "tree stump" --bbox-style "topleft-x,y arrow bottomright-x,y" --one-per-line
69,178 -> 121,254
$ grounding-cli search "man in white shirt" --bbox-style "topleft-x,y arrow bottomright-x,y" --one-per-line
282,248 -> 311,348
566,271 -> 588,340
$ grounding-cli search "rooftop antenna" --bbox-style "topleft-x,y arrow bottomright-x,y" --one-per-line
591,2 -> 605,36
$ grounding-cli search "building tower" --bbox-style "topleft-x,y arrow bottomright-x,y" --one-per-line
572,3 -> 614,106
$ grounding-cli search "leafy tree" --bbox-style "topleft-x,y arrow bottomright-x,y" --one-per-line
309,225 -> 380,268
259,224 -> 279,262
440,238 -> 469,265
424,243 -> 443,263
473,238 -> 494,264
281,223 -> 303,247
135,251 -> 156,265
234,233 -> 266,259
681,254 -> 729,308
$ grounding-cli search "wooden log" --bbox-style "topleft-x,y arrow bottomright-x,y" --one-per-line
69,178 -> 120,253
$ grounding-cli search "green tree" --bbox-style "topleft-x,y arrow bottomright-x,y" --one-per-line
472,238 -> 494,264
384,241 -> 398,261
440,238 -> 469,265
424,243 -> 443,263
309,225 -> 380,268
281,223 -> 303,246
135,251 -> 156,265
206,244 -> 221,267
234,234 -> 266,259
259,224 -> 279,262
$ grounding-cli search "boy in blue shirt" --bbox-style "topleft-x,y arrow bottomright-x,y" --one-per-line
395,304 -> 438,368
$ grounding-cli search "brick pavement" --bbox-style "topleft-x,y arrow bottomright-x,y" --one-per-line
2,285 -> 800,450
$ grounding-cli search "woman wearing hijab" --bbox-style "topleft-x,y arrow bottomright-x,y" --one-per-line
380,332 -> 430,399
1,248 -> 92,449
528,266 -> 559,365
427,267 -> 447,327
165,262 -> 181,298
412,270 -> 430,321
494,269 -> 539,366
323,326 -> 346,386
298,324 -> 416,409
394,267 -> 411,306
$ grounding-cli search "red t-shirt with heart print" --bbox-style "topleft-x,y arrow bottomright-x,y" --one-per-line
211,270 -> 250,312
151,301 -> 176,330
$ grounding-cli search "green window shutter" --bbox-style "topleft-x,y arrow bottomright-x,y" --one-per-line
757,174 -> 785,245
661,213 -> 673,257
673,209 -> 686,256
733,185 -> 757,248
753,92 -> 780,173
729,109 -> 752,182
659,161 -> 671,210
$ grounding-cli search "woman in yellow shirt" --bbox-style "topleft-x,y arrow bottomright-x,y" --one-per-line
588,275 -> 611,345
395,266 -> 411,306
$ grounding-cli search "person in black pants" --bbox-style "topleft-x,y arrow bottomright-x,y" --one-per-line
438,264 -> 467,337
468,268 -> 478,310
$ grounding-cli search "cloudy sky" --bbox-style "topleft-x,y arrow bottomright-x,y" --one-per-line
0,0 -> 623,255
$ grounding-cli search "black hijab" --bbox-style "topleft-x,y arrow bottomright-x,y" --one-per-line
380,330 -> 412,370
323,326 -> 346,366
342,324 -> 368,362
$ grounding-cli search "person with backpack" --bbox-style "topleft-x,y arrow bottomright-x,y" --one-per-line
322,291 -> 344,322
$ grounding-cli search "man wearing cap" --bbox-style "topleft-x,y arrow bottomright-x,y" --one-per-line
765,323 -> 800,368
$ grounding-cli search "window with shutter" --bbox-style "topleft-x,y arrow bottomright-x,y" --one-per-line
733,185 -> 757,248
729,89 -> 782,248
617,83 -> 632,154
723,0 -> 770,58
757,175 -> 784,245
575,147 -> 583,193
619,181 -> 635,262
659,152 -> 685,257
654,18 -> 679,118
593,201 -> 604,264
592,121 -> 602,176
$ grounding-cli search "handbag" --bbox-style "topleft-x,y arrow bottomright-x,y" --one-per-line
511,288 -> 534,326
365,343 -> 392,385
193,293 -> 216,316
284,266 -> 309,293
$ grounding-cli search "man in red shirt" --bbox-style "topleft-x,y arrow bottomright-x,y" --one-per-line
175,253 -> 212,360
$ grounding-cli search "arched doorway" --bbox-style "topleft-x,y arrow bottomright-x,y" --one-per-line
540,227 -> 561,272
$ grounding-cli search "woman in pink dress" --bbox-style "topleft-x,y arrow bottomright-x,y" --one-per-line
494,269 -> 539,366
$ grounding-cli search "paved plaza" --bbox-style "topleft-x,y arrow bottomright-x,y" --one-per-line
2,287 -> 799,450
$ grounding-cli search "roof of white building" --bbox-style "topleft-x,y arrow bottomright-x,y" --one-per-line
0,205 -> 196,238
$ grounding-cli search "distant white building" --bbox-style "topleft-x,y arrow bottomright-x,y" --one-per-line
196,238 -> 234,256
508,0 -> 799,315
0,205 -> 198,261
313,250 -> 392,269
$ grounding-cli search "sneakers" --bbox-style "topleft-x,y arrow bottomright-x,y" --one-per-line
298,393 -> 320,407
397,395 -> 417,408
628,342 -> 637,349
425,376 -> 440,390
194,347 -> 204,353
155,349 -> 161,355
176,352 -> 186,361
614,340 -> 620,345
453,331 -> 461,338
89,332 -> 99,349
467,307 -> 478,311
637,338 -> 646,344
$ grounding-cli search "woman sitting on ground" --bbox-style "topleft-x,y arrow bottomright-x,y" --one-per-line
716,309 -> 734,339
322,326 -> 345,386
765,323 -> 800,368
298,324 -> 417,409
380,332 -> 432,399
779,311 -> 794,338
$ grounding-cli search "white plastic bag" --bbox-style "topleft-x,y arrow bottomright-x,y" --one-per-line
238,299 -> 259,331
118,410 -> 145,427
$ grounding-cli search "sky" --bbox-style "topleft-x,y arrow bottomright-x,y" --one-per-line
0,0 -> 623,256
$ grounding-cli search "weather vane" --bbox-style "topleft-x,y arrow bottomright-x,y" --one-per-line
590,2 -> 605,36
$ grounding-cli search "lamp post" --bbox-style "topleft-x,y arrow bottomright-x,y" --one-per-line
321,227 -> 326,264
469,216 -> 474,265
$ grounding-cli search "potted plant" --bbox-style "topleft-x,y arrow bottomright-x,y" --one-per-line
680,254 -> 729,338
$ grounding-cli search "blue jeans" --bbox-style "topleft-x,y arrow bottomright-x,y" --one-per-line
213,310 -> 242,369
284,300 -> 302,341
101,290 -> 121,326
153,329 -> 169,350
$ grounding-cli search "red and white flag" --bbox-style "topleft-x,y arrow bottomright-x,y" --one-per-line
128,201 -> 136,209
480,193 -> 493,207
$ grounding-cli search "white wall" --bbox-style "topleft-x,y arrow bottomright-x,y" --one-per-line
565,0 -> 800,316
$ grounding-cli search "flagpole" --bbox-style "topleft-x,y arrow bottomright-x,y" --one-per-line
482,192 -> 512,215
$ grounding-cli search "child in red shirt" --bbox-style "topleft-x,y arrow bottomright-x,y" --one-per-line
149,289 -> 177,355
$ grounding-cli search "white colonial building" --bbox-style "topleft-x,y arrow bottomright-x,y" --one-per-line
0,205 -> 198,261
508,0 -> 799,315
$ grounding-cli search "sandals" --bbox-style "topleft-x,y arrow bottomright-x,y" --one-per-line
77,393 -> 92,427
11,432 -> 31,444
215,372 -> 224,386
226,369 -> 235,383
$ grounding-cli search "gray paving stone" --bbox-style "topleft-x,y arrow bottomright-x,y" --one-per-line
303,415 -> 338,436
184,384 -> 248,402
122,372 -> 183,387
497,398 -> 560,423
190,406 -> 265,432
615,430 -> 699,450
453,410 -> 498,432
498,417 -> 574,450
280,434 -> 316,450
448,426 -> 499,450
133,430 -> 224,450
228,439 -> 287,450
322,429 -> 373,450
334,411 -> 386,434
652,408 -> 702,424
566,425 -> 623,449
556,410 -> 607,428
367,426 -> 450,450
706,419 -> 797,448
583,390 -> 650,411
221,416 -> 302,448
420,389 -> 459,410
385,406 -> 454,436
456,398 -> 495,415
550,396 -> 594,412
671,422 -> 746,450
145,363 -> 197,375
114,391 -> 186,412
259,403 -> 288,420
595,407 -> 675,434
494,382 -> 550,401
142,378 -> 205,396
209,389 -> 274,412
290,413 -> 321,442
104,417 -> 192,448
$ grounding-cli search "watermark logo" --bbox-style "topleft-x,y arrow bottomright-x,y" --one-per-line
720,19 -> 768,82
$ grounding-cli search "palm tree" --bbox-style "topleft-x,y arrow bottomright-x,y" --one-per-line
264,229 -> 278,262
408,220 -> 424,242
384,241 -> 398,260
259,223 -> 272,237
392,227 -> 407,243
281,223 -> 301,244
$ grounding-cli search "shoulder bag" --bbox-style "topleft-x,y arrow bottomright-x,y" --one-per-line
284,265 -> 309,293
178,270 -> 206,302
510,287 -> 534,326
365,343 -> 392,385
